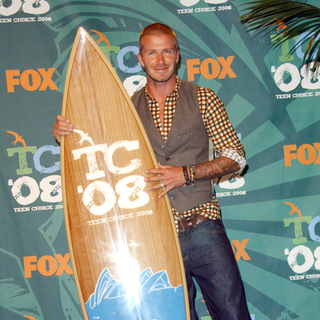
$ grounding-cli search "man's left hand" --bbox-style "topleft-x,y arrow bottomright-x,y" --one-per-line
145,163 -> 185,198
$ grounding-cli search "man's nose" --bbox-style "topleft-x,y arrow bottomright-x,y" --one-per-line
156,53 -> 165,63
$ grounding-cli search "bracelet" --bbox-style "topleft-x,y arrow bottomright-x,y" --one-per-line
189,165 -> 196,186
182,166 -> 191,185
182,165 -> 196,186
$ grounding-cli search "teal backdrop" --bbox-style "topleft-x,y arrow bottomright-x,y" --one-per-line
1,0 -> 320,319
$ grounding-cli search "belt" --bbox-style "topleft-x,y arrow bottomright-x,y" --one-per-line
177,214 -> 208,233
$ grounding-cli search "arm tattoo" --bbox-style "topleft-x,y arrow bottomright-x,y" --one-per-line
194,156 -> 240,180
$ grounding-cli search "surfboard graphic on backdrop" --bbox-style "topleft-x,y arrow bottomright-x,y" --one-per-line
60,27 -> 190,320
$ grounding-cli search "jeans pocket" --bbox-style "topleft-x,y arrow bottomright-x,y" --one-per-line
197,219 -> 226,235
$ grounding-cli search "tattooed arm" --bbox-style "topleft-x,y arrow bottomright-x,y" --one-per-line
145,157 -> 240,198
194,156 -> 240,180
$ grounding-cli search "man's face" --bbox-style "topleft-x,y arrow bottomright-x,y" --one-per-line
138,34 -> 180,84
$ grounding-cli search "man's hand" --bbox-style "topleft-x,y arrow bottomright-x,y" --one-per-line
144,163 -> 185,198
53,115 -> 74,143
144,157 -> 240,198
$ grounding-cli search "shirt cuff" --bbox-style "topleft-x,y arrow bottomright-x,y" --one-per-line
220,149 -> 247,175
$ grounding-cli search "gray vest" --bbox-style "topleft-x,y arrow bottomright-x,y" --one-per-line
132,80 -> 213,213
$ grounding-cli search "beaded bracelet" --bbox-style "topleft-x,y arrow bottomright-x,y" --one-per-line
189,165 -> 196,186
182,166 -> 191,185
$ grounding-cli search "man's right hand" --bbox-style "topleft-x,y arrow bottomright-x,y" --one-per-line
53,115 -> 74,143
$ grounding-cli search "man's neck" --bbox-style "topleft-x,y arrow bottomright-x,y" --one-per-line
147,75 -> 176,106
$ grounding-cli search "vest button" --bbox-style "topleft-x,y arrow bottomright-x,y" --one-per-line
170,196 -> 174,200
166,157 -> 171,161
160,145 -> 165,149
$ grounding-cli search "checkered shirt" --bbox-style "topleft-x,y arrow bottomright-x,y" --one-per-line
145,76 -> 246,231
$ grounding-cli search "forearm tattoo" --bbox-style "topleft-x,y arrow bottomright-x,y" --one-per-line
194,157 -> 240,180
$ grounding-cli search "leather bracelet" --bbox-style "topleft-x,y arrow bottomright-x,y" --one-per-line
182,166 -> 191,185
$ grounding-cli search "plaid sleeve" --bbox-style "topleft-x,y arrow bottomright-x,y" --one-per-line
198,87 -> 246,175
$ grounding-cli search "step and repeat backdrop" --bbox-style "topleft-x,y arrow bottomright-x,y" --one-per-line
1,0 -> 320,319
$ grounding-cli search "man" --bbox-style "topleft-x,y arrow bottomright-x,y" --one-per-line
54,23 -> 250,320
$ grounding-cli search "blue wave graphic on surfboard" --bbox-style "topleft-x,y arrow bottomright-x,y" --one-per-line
85,267 -> 185,319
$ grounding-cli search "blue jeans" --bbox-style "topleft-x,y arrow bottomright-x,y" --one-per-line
178,219 -> 250,320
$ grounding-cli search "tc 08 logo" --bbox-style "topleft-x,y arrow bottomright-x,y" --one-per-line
71,130 -> 149,217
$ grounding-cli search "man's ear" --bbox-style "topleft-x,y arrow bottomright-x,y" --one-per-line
137,52 -> 145,68
176,50 -> 180,64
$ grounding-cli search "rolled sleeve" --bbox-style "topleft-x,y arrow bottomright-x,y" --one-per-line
199,87 -> 246,176
220,148 -> 247,175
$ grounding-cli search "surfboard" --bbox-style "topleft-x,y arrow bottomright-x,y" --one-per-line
60,27 -> 190,320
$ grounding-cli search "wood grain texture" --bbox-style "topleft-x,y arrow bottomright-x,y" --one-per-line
60,27 -> 189,319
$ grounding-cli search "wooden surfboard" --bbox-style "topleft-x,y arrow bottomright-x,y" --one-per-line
60,27 -> 190,320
